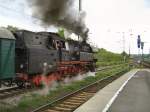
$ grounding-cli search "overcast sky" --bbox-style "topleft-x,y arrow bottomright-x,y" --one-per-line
0,0 -> 150,54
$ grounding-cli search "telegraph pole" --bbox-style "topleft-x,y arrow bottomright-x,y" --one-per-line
122,32 -> 125,53
122,32 -> 126,62
128,29 -> 133,57
129,44 -> 130,57
79,0 -> 82,11
78,0 -> 82,41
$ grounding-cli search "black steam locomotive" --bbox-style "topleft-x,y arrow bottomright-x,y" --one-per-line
0,28 -> 96,87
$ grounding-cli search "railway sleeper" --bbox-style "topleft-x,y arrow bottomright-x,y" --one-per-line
76,92 -> 93,96
54,106 -> 73,111
66,99 -> 85,103
58,104 -> 77,108
0,93 -> 5,95
86,90 -> 98,92
45,109 -> 61,112
3,92 -> 10,94
63,101 -> 81,105
73,95 -> 89,98
82,91 -> 95,95
70,97 -> 87,100
5,90 -> 19,94
79,92 -> 94,96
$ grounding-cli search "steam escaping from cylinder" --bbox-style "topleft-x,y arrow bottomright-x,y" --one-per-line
38,62 -> 57,95
27,0 -> 89,40
62,72 -> 96,85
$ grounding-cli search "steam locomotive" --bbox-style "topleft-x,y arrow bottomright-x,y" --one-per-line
0,28 -> 96,87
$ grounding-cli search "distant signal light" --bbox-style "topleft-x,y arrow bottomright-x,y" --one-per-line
137,35 -> 141,48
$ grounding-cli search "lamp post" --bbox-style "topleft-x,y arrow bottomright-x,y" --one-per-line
128,29 -> 133,57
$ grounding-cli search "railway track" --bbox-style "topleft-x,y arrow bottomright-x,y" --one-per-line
32,70 -> 127,112
0,87 -> 39,99
0,87 -> 24,99
142,61 -> 150,68
96,64 -> 123,71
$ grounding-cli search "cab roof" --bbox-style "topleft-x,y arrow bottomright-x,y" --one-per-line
0,28 -> 15,40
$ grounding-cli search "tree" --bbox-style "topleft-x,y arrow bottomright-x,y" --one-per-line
6,25 -> 19,32
2,25 -> 19,32
58,28 -> 65,39
121,51 -> 128,56
95,48 -> 125,62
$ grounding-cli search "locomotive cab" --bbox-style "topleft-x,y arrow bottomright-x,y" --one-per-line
14,31 -> 58,75
39,32 -> 70,62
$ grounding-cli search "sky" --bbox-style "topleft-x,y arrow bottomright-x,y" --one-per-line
0,0 -> 150,54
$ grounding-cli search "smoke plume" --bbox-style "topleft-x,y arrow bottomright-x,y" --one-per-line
27,0 -> 89,39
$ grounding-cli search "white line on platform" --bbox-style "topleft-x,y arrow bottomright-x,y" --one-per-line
102,70 -> 138,112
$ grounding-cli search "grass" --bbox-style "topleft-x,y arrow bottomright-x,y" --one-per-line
0,64 -> 130,112
96,61 -> 126,67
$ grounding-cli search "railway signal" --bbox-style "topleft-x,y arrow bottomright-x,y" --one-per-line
137,35 -> 141,62
137,35 -> 141,49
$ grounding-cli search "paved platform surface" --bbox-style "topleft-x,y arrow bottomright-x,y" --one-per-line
108,69 -> 150,112
74,69 -> 139,112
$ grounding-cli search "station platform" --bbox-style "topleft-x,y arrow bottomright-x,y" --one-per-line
74,69 -> 146,112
